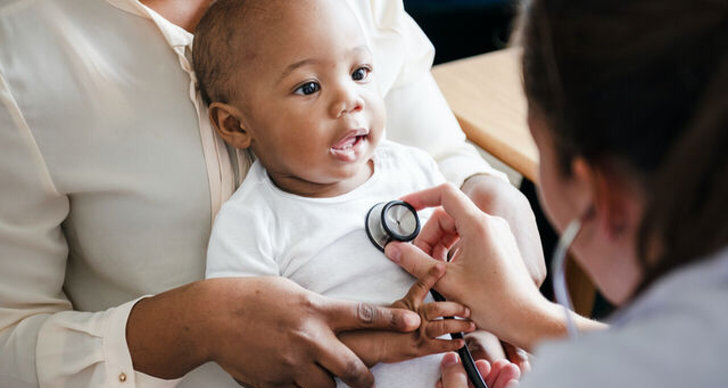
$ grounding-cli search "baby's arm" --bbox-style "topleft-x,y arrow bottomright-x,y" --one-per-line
340,266 -> 474,366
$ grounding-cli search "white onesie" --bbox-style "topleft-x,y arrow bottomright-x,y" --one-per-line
207,140 -> 447,387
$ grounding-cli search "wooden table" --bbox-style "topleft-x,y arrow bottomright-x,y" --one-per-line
432,48 -> 539,183
433,48 -> 598,316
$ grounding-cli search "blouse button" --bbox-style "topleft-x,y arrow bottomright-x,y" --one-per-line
119,372 -> 127,382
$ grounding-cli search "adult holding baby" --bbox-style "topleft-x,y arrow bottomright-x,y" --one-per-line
0,0 -> 542,387
385,0 -> 728,386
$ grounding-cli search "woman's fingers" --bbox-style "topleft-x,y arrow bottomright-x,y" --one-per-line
400,183 -> 480,221
291,365 -> 336,388
312,331 -> 373,388
321,297 -> 421,333
413,207 -> 459,260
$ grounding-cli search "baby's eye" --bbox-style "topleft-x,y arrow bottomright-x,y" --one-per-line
352,66 -> 371,81
294,81 -> 321,95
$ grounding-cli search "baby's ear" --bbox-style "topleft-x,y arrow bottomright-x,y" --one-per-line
208,102 -> 251,149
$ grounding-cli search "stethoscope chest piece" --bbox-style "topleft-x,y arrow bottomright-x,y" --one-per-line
365,200 -> 420,252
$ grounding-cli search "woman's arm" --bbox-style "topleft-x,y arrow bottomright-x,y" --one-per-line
0,70 -> 128,387
385,184 -> 604,351
127,277 -> 421,387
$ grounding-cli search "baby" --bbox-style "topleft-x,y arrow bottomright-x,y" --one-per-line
194,0 -> 472,386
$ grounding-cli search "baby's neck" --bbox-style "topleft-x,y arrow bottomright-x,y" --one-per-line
267,159 -> 374,198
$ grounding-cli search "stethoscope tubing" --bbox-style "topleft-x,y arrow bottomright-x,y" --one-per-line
430,289 -> 489,388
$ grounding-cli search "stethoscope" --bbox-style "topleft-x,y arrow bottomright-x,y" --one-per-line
366,200 -> 489,388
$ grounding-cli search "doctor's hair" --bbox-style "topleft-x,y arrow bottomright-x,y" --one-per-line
517,0 -> 728,292
193,0 -> 258,106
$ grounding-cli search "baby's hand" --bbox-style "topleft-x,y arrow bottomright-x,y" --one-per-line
340,265 -> 475,365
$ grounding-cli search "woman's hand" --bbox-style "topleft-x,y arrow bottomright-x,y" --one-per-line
438,352 -> 520,388
127,276 -> 421,388
385,183 -> 562,350
461,174 -> 546,286
341,265 -> 474,366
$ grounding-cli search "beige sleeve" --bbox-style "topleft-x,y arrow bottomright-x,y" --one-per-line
0,72 -> 179,388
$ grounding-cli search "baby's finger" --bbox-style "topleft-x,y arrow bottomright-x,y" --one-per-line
421,338 -> 467,356
421,301 -> 471,320
438,353 -> 467,388
491,359 -> 521,388
399,263 -> 446,309
503,342 -> 530,373
424,319 -> 475,339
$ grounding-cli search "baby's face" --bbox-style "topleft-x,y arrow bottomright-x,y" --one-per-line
231,0 -> 385,197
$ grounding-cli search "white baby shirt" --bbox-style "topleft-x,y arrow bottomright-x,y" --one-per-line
207,141 -> 447,387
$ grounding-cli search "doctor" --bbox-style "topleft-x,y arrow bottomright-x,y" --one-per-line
386,0 -> 728,386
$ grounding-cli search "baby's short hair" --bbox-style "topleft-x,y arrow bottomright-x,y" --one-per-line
193,0 -> 256,106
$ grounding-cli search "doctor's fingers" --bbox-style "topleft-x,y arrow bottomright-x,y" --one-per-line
399,183 -> 485,235
290,365 -> 337,388
413,207 -> 460,260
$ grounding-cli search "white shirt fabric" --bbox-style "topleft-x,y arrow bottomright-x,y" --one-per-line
0,0 -> 505,386
522,247 -> 728,387
207,141 -> 447,387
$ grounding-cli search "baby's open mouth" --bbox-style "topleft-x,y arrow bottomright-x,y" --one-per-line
330,129 -> 369,162
331,134 -> 367,150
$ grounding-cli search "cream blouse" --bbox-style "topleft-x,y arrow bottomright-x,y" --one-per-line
0,0 -> 504,386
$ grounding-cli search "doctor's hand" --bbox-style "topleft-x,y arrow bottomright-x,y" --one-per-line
340,264 -> 474,366
128,277 -> 421,388
438,352 -> 520,388
461,174 -> 546,286
386,183 -> 558,351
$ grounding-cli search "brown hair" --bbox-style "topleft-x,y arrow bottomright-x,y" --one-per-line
192,0 -> 254,106
518,0 -> 728,293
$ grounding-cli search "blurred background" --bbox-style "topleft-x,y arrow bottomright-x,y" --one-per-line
405,0 -> 615,319
404,0 -> 517,65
